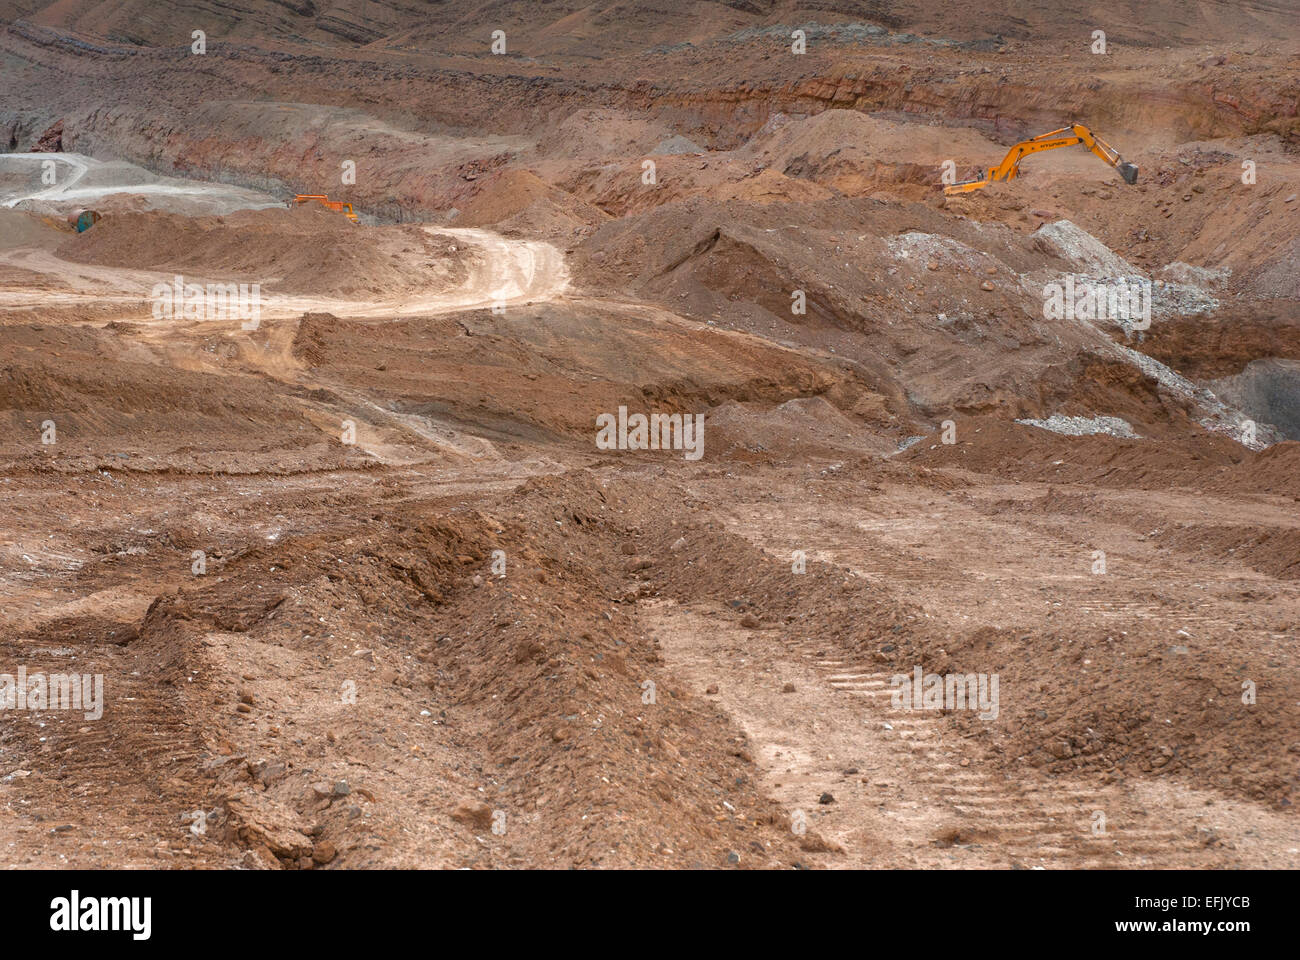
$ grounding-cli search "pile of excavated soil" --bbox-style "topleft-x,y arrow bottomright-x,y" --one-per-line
0,209 -> 73,250
705,396 -> 892,463
736,110 -> 1002,180
570,196 -> 1215,430
456,169 -> 609,239
714,168 -> 834,205
56,206 -> 468,297
0,322 -> 367,472
287,302 -> 891,446
23,470 -> 829,868
903,415 -> 1300,501
533,108 -> 682,163
1215,440 -> 1300,497
899,415 -> 1249,489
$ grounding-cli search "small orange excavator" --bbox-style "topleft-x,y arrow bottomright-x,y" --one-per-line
943,123 -> 1138,195
292,194 -> 359,222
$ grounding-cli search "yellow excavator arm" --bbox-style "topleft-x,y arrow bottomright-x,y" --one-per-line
292,193 -> 359,222
944,123 -> 1139,195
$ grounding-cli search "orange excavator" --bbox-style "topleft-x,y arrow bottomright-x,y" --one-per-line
292,194 -> 359,222
943,123 -> 1138,195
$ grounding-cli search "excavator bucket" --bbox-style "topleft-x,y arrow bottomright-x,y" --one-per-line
941,124 -> 1138,195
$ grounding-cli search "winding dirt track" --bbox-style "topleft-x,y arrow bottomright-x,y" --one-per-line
0,226 -> 568,324
1,152 -> 284,212
0,154 -> 569,321
264,227 -> 569,320
0,153 -> 90,209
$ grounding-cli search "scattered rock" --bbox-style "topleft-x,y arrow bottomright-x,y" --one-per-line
818,792 -> 835,805
798,833 -> 844,853
254,761 -> 287,786
241,846 -> 280,870
224,796 -> 313,863
450,802 -> 494,831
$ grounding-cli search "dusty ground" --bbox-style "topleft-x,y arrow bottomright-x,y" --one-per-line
0,2 -> 1297,869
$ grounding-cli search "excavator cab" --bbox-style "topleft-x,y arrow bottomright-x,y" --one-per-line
945,123 -> 1138,195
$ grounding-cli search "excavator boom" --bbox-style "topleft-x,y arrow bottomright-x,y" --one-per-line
292,193 -> 359,222
944,123 -> 1138,195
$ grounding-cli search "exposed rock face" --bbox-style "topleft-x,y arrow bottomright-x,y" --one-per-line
30,118 -> 63,152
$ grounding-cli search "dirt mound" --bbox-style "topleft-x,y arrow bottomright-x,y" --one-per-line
103,472 -> 824,868
0,322 -> 363,472
569,196 -> 1193,427
456,169 -> 609,239
284,300 -> 891,448
714,168 -> 834,205
1216,440 -> 1300,497
534,108 -> 680,162
705,396 -> 889,463
0,209 -> 72,250
56,206 -> 467,297
736,111 -> 1001,194
1156,523 -> 1300,579
899,415 -> 1247,488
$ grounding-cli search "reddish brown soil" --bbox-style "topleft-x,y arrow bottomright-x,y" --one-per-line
0,3 -> 1297,869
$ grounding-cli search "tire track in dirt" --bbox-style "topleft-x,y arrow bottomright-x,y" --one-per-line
648,594 -> 1296,868
644,470 -> 1300,868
